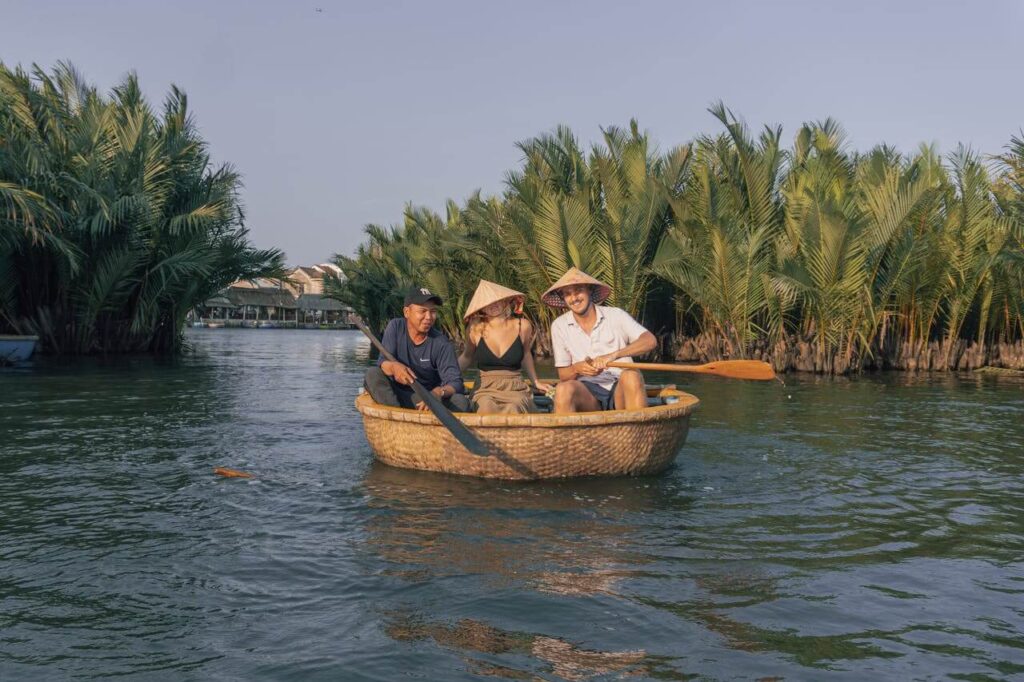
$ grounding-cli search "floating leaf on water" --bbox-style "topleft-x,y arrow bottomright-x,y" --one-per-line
213,467 -> 254,479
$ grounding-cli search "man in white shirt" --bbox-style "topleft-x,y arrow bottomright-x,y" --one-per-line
543,267 -> 658,413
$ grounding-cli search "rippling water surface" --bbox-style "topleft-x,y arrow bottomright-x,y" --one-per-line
2,329 -> 1023,680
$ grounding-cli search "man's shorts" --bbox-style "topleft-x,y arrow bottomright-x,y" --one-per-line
582,379 -> 619,411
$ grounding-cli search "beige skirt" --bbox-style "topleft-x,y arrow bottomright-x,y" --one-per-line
471,369 -> 537,414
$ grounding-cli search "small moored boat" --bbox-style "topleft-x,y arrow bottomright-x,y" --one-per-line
0,335 -> 39,364
355,386 -> 699,480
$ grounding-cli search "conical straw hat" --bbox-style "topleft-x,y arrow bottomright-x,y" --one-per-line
463,280 -> 526,321
541,267 -> 612,308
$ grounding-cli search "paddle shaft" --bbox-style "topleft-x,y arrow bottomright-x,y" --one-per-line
608,359 -> 776,381
354,319 -> 489,456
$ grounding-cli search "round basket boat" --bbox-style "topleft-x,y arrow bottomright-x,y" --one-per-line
355,386 -> 699,480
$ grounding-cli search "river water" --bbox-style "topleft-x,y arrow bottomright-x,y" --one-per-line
2,329 -> 1023,680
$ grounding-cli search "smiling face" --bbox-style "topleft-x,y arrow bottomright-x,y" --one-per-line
404,302 -> 438,334
559,284 -> 594,316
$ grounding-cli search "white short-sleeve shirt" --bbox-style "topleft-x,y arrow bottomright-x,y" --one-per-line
550,306 -> 650,390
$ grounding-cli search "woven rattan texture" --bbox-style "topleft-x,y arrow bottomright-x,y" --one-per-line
355,390 -> 698,480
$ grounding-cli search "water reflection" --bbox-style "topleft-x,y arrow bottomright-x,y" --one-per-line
384,611 -> 654,680
4,330 -> 1024,679
361,462 -> 682,596
361,464 -> 697,677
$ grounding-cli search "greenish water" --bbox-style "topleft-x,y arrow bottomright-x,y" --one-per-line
2,329 -> 1023,681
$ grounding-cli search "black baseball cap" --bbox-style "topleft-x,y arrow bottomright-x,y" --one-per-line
403,285 -> 443,306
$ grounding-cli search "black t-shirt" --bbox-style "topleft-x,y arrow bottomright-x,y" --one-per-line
376,319 -> 465,395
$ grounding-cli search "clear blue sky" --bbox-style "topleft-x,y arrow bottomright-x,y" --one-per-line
3,0 -> 1022,265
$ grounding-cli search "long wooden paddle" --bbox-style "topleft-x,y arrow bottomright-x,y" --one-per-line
353,318 -> 489,457
609,359 -> 777,381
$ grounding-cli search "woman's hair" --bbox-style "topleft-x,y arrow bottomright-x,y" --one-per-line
467,298 -> 522,338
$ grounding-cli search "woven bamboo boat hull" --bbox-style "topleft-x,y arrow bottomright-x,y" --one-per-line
355,387 -> 699,480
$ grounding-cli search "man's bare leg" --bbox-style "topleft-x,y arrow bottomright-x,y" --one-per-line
553,379 -> 601,413
613,370 -> 647,411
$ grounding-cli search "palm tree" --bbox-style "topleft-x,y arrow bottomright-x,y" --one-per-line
489,121 -> 684,328
0,62 -> 283,354
652,104 -> 783,359
332,111 -> 1024,373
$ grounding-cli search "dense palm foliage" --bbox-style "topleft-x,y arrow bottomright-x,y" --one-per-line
0,63 -> 283,354
327,122 -> 685,349
332,106 -> 1024,373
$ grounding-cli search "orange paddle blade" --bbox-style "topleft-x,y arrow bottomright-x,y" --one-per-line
213,467 -> 254,479
609,360 -> 777,381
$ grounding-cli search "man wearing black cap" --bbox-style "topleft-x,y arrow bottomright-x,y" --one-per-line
363,286 -> 469,411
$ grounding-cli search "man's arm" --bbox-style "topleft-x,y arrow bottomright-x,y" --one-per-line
435,338 -> 466,397
590,310 -> 658,369
589,331 -> 657,369
378,320 -> 416,385
557,361 -> 603,381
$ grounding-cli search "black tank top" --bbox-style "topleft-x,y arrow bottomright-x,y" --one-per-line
474,321 -> 525,371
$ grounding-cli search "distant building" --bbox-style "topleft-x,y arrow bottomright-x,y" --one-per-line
286,263 -> 343,296
296,293 -> 348,325
194,263 -> 352,328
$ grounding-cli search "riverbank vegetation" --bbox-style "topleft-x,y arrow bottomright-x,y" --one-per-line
0,63 -> 283,354
328,106 -> 1024,373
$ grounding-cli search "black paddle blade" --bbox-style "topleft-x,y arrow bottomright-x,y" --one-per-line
410,382 -> 489,457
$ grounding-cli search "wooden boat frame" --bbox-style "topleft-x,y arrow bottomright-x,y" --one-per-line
355,386 -> 699,480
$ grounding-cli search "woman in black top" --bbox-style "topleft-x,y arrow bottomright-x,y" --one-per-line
458,280 -> 553,413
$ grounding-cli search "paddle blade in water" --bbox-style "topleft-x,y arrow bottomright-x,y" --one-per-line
214,467 -> 254,479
